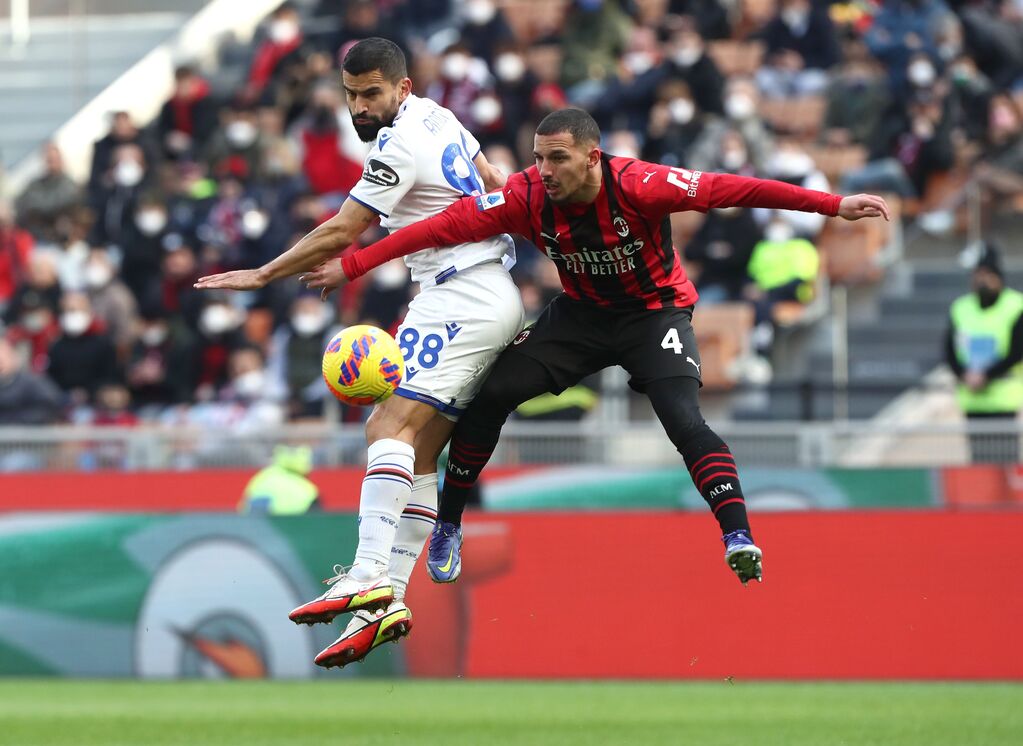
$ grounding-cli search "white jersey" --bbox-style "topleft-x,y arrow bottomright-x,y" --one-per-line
348,94 -> 514,287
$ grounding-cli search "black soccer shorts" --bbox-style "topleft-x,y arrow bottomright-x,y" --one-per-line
504,294 -> 702,393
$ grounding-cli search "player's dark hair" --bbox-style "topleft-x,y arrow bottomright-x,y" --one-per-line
342,38 -> 408,82
536,108 -> 601,146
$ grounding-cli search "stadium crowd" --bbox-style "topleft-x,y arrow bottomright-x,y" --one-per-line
2,0 -> 1023,432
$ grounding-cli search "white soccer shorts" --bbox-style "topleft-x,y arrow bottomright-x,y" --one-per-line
394,260 -> 524,419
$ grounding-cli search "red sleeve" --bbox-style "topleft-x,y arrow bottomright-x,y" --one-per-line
341,176 -> 530,281
636,163 -> 841,217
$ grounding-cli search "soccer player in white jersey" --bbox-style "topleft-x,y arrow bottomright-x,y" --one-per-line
195,38 -> 523,667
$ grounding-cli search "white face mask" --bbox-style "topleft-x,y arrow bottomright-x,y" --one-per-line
199,305 -> 237,336
464,0 -> 497,25
765,222 -> 795,243
269,19 -> 299,44
495,53 -> 525,83
908,59 -> 936,87
84,263 -> 113,289
673,46 -> 702,68
442,53 -> 471,82
241,209 -> 270,239
135,209 -> 167,236
668,98 -> 695,125
782,9 -> 809,32
61,311 -> 92,336
725,93 -> 755,120
141,326 -> 168,346
292,312 -> 327,337
624,52 -> 655,76
471,96 -> 502,126
234,369 -> 265,398
114,160 -> 144,187
769,151 -> 814,179
721,149 -> 747,171
226,120 -> 258,148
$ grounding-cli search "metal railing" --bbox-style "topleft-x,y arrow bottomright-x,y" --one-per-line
0,419 -> 1020,472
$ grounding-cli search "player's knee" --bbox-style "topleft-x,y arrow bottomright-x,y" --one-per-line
472,367 -> 536,421
662,401 -> 708,451
366,396 -> 433,444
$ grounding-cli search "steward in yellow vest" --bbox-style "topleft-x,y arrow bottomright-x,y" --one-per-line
239,446 -> 321,514
945,244 -> 1023,462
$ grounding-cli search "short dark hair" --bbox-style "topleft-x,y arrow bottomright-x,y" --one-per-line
342,38 -> 407,82
536,108 -> 601,146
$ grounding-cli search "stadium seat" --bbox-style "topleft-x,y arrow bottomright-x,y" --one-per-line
816,212 -> 888,284
759,96 -> 827,138
803,144 -> 867,184
692,302 -> 754,390
706,40 -> 765,77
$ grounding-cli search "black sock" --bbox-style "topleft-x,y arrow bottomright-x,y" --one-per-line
438,421 -> 502,526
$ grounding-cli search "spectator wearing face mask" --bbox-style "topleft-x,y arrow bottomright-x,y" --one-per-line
490,43 -> 536,148
267,294 -> 337,418
426,43 -> 497,135
757,0 -> 840,99
644,78 -> 727,170
243,3 -> 307,105
0,199 -> 33,313
47,291 -> 119,402
842,87 -> 954,200
720,77 -> 773,171
946,242 -> 1023,463
219,346 -> 286,423
686,205 -> 763,304
865,0 -> 951,94
203,105 -> 264,182
127,305 -> 200,408
757,141 -> 830,239
158,65 -> 217,161
659,14 -> 725,116
2,294 -> 60,374
289,83 -> 363,196
193,298 -> 250,398
744,217 -> 821,357
121,195 -> 171,305
83,248 -> 139,356
14,143 -> 82,245
88,111 -> 152,202
456,0 -> 515,66
89,144 -> 150,248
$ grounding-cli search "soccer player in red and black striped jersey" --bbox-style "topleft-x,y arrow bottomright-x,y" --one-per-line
303,108 -> 890,585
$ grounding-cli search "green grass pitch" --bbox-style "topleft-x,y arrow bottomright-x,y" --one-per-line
1,680 -> 1019,746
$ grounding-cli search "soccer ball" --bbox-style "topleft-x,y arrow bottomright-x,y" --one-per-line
321,325 -> 404,406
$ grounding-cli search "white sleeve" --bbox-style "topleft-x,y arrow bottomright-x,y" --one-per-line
348,131 -> 416,218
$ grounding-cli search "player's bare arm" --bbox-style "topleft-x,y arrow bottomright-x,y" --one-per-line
194,199 -> 378,291
473,151 -> 507,191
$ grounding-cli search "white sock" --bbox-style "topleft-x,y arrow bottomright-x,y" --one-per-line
352,439 -> 415,578
388,473 -> 438,602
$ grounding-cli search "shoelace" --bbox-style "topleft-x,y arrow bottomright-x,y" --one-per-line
428,523 -> 458,563
322,563 -> 350,585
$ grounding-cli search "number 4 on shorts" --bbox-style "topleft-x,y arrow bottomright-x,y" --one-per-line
660,328 -> 684,355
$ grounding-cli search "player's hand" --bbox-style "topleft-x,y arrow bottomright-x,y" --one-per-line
194,269 -> 268,291
300,259 -> 348,301
838,194 -> 890,222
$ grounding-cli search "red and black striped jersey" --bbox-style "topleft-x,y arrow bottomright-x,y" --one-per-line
343,154 -> 842,309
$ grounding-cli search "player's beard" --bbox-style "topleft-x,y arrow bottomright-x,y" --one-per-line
351,100 -> 399,142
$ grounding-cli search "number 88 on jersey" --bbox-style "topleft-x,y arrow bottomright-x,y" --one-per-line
322,325 -> 404,406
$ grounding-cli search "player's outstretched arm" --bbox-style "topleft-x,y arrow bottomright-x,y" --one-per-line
303,180 -> 526,297
194,199 -> 378,291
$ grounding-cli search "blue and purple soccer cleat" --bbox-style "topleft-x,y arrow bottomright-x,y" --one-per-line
723,529 -> 763,585
426,521 -> 462,583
